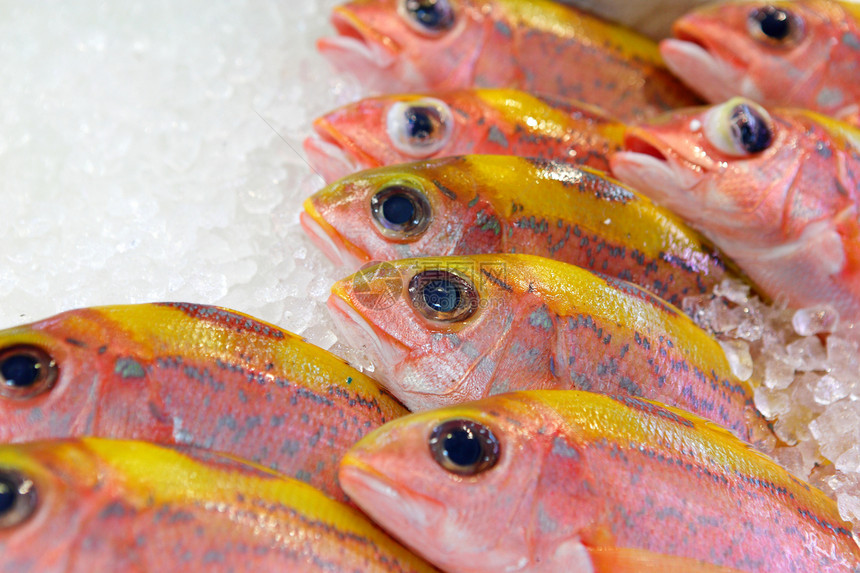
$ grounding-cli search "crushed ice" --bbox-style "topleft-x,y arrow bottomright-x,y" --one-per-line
685,279 -> 860,529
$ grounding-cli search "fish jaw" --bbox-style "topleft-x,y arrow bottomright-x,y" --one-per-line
300,198 -> 369,268
304,116 -> 379,184
317,6 -> 419,93
660,39 -> 756,104
339,456 -> 447,544
326,292 -> 409,386
609,130 -> 708,225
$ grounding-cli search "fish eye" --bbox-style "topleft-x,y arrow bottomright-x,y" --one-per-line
0,470 -> 37,528
748,5 -> 802,45
408,270 -> 479,323
386,98 -> 453,158
429,419 -> 500,476
703,98 -> 773,157
0,345 -> 58,400
400,0 -> 455,35
370,184 -> 432,239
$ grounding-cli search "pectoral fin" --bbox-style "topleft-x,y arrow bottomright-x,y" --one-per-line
586,546 -> 744,573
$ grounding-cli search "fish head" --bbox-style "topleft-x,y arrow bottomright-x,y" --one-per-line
661,1 -> 839,107
327,256 -> 516,410
339,394 -> 551,570
0,441 -> 103,565
305,91 -> 492,183
0,311 -> 113,442
610,97 -> 815,247
317,0 -> 489,93
302,157 -> 499,267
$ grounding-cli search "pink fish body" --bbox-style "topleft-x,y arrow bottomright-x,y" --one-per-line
661,0 -> 860,124
304,88 -> 625,183
611,98 -> 860,327
340,390 -> 859,572
0,303 -> 407,502
318,0 -> 700,121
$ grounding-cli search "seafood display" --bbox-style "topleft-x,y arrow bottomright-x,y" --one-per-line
328,254 -> 773,450
611,98 -> 860,331
317,0 -> 701,121
661,0 -> 860,125
0,303 -> 407,502
6,0 -> 860,570
304,89 -> 625,182
303,155 -> 739,306
0,438 -> 437,572
341,390 -> 860,572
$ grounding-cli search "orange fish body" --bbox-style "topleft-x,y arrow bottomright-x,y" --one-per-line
318,0 -> 700,121
328,254 -> 772,448
661,0 -> 860,125
340,390 -> 859,572
0,438 -> 438,572
304,89 -> 625,183
0,303 -> 407,502
303,155 -> 738,307
610,98 -> 860,328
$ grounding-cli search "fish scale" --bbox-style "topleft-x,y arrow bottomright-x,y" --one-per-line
0,303 -> 408,502
339,391 -> 860,572
328,254 -> 773,450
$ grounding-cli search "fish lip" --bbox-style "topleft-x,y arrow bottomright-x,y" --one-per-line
317,7 -> 399,70
339,455 -> 445,534
304,117 -> 378,183
326,292 -> 409,382
622,129 -> 668,163
299,203 -> 369,269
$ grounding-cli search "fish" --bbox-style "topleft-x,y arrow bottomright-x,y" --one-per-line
555,0 -> 714,40
317,0 -> 701,122
302,155 -> 740,307
660,0 -> 860,125
327,254 -> 773,449
339,390 -> 860,572
0,437 -> 439,572
609,98 -> 860,329
0,302 -> 408,502
304,88 -> 625,183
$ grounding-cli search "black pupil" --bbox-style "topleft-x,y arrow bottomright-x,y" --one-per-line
732,104 -> 772,153
382,194 -> 416,226
423,279 -> 460,313
0,354 -> 40,388
406,0 -> 452,29
755,6 -> 791,40
405,108 -> 435,142
443,427 -> 482,467
0,477 -> 16,515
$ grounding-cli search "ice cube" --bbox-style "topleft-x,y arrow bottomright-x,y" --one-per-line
763,354 -> 795,390
813,374 -> 849,406
792,304 -> 839,336
786,336 -> 827,372
713,278 -> 751,304
754,386 -> 790,419
719,339 -> 753,381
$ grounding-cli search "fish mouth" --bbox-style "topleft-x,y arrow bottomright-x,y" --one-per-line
660,19 -> 750,104
610,129 -> 693,212
326,292 -> 409,385
339,455 -> 446,535
317,7 -> 398,74
300,200 -> 369,269
304,118 -> 377,183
